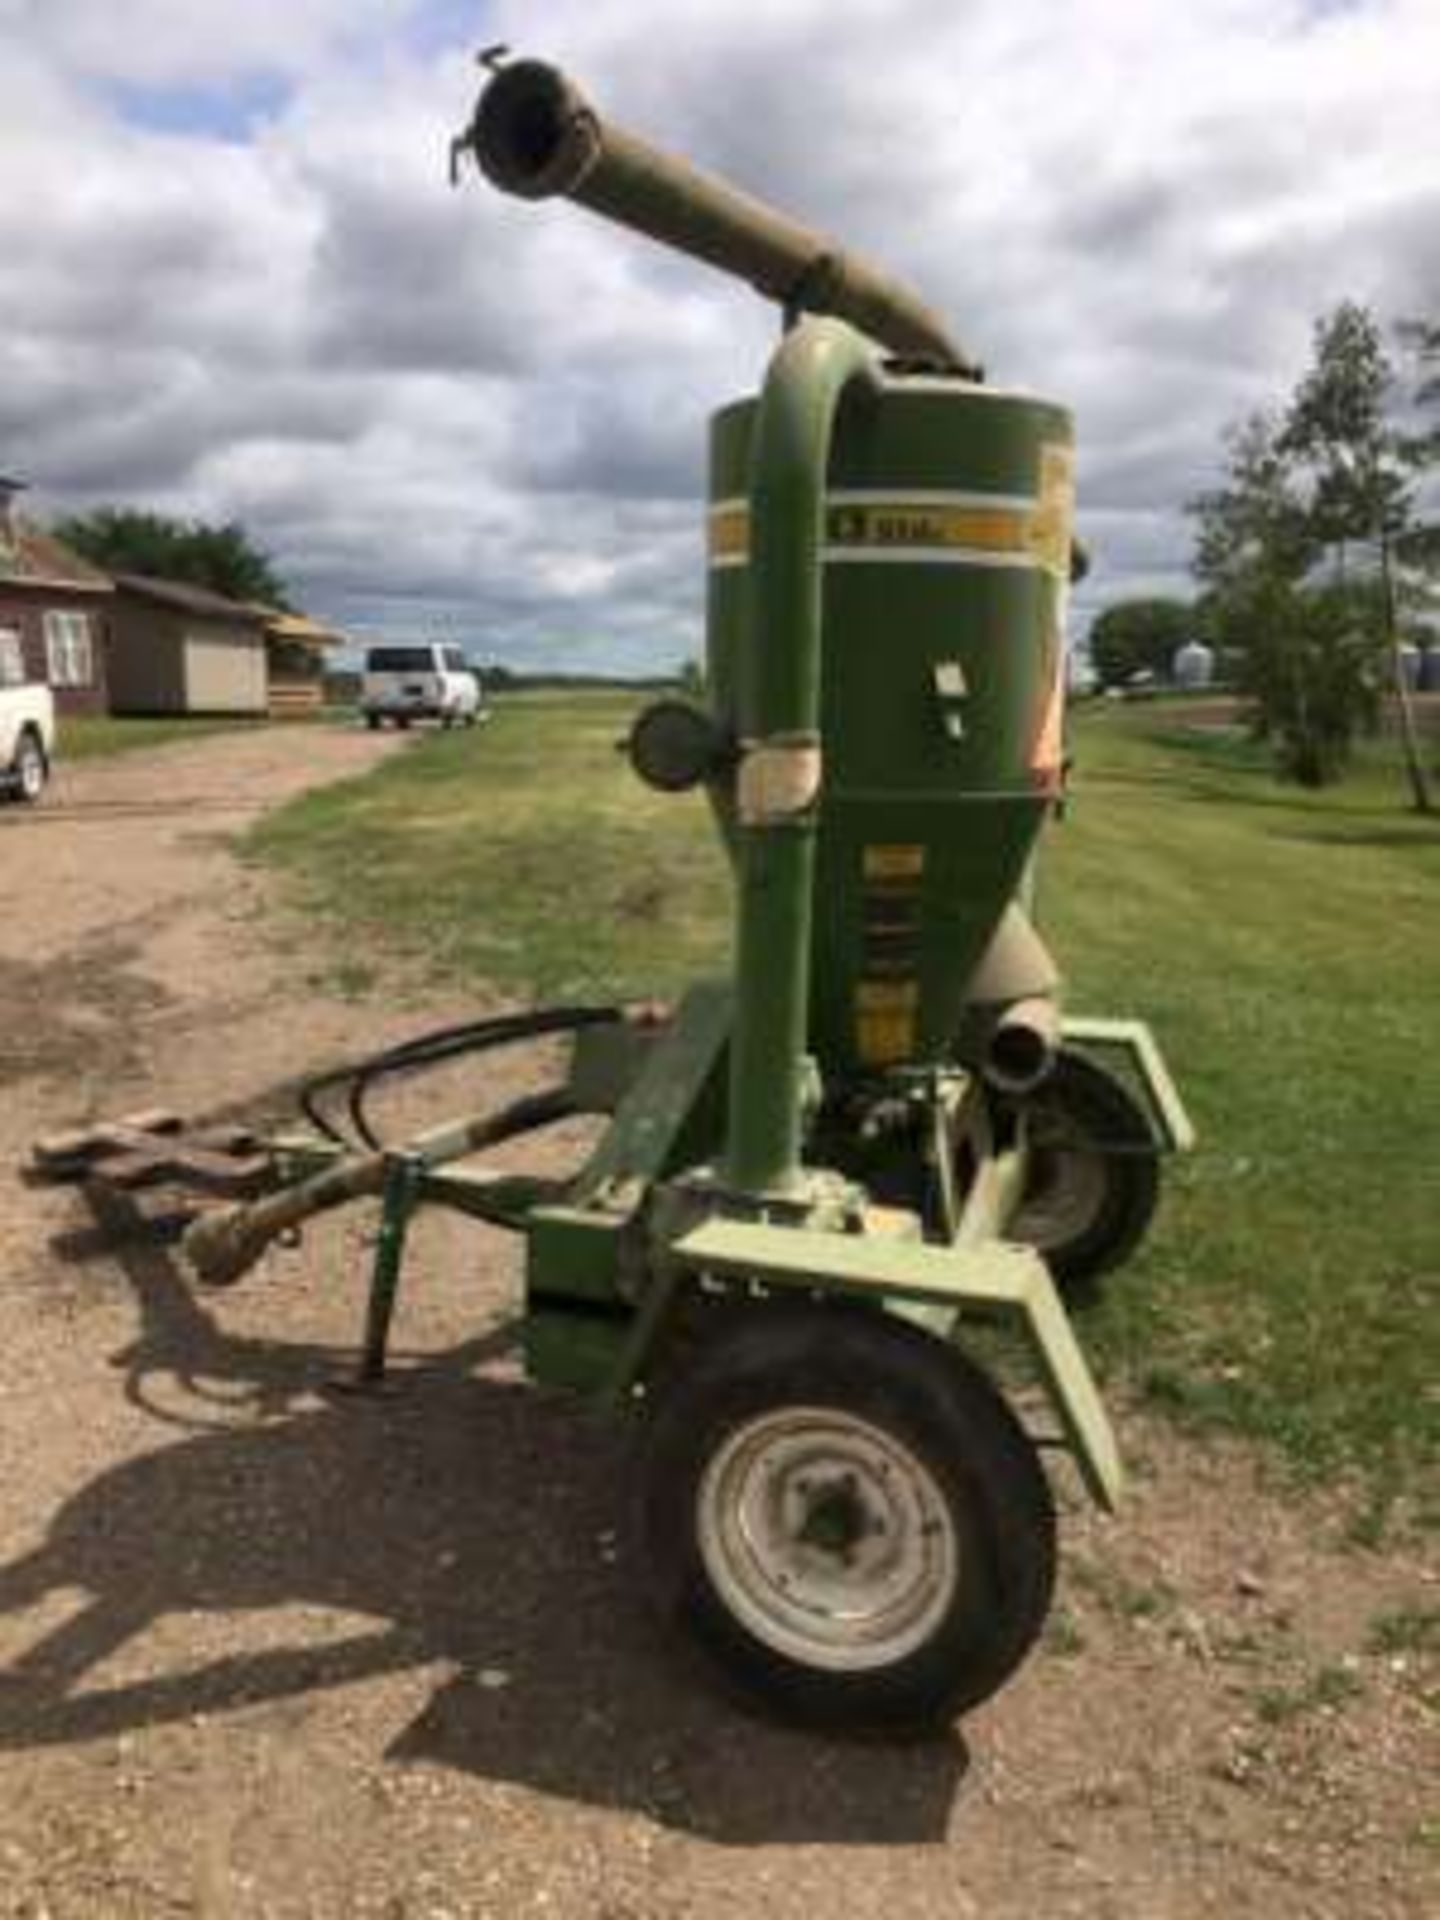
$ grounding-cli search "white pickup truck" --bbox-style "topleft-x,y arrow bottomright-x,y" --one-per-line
0,632 -> 55,803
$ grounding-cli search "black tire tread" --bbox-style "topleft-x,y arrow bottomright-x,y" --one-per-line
11,726 -> 47,804
639,1300 -> 1055,1735
1011,1049 -> 1160,1295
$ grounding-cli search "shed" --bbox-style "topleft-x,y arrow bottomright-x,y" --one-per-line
109,574 -> 269,715
0,478 -> 115,715
255,607 -> 347,718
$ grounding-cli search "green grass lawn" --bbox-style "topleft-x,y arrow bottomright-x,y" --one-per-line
254,693 -> 730,996
251,693 -> 1439,1517
59,715 -> 264,760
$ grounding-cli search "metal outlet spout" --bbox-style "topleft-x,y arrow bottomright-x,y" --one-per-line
457,57 -> 977,374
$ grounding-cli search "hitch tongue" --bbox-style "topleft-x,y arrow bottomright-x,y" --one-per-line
29,1112 -> 273,1198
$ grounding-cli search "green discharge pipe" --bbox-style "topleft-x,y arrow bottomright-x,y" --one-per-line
724,318 -> 879,1197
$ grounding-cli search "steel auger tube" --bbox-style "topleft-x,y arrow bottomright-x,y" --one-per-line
458,58 -> 977,376
723,318 -> 879,1197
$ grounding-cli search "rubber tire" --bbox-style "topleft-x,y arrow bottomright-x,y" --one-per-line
11,729 -> 47,804
1010,1049 -> 1160,1298
365,713 -> 381,731
638,1301 -> 1055,1735
395,715 -> 411,730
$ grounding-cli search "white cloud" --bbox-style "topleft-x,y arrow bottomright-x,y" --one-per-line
0,0 -> 410,85
0,0 -> 1437,665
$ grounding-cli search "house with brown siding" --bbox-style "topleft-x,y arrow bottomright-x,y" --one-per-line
108,575 -> 270,715
0,478 -> 114,715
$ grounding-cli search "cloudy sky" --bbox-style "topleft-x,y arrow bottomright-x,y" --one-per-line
3,0 -> 1437,671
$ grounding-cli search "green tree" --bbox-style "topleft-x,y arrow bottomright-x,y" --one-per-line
1395,316 -> 1440,649
53,508 -> 291,608
1189,411 -> 1358,785
1087,596 -> 1197,687
1279,302 -> 1432,811
1190,306 -> 1439,793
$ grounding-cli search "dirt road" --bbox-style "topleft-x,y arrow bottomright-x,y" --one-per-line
0,727 -> 1433,1919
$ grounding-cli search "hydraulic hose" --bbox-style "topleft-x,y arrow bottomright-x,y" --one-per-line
299,1004 -> 622,1149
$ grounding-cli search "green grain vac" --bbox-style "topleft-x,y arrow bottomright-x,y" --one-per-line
136,52 -> 1195,1734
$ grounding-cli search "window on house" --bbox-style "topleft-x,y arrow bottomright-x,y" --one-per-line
44,610 -> 93,687
0,630 -> 23,689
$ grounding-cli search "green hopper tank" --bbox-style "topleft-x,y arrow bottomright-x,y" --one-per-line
707,377 -> 1074,1078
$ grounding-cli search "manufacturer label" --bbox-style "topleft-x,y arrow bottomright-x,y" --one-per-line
709,455 -> 1074,581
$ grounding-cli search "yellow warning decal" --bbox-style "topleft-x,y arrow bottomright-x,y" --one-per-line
856,981 -> 920,1013
855,980 -> 920,1068
856,846 -> 925,1065
863,843 -> 926,883
709,503 -> 749,563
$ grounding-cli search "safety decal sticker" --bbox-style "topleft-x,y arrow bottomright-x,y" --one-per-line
856,844 -> 926,1066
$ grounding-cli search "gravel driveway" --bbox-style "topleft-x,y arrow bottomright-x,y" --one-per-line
0,725 -> 1433,1919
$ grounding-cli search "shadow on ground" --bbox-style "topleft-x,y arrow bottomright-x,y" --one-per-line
0,1192 -> 967,1847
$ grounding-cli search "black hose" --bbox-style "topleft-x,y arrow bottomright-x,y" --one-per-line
298,1010 -> 547,1143
298,1004 -> 622,1150
348,1005 -> 622,1149
300,1014 -> 552,1147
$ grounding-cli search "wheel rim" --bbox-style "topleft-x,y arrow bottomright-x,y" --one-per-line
1011,1138 -> 1108,1250
18,742 -> 43,798
696,1406 -> 959,1672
